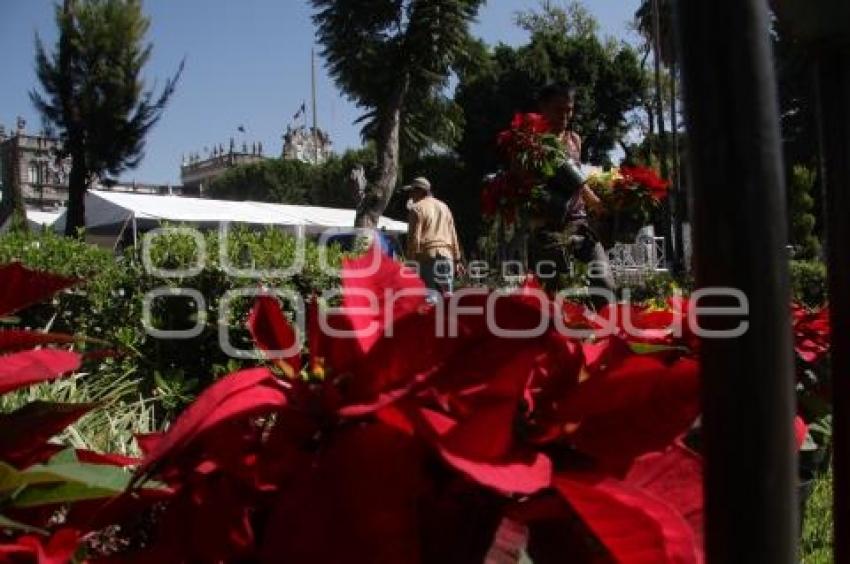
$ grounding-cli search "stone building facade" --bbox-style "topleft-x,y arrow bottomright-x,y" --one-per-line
0,118 -> 70,210
0,118 -> 185,214
180,140 -> 267,194
282,125 -> 333,165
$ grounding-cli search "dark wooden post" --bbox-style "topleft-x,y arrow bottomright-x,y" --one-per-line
675,1 -> 797,562
818,45 -> 850,564
767,0 -> 850,559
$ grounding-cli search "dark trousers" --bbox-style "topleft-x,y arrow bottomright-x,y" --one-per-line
416,255 -> 454,294
528,221 -> 616,298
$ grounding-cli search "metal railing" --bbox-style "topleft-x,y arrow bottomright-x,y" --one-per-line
607,235 -> 667,286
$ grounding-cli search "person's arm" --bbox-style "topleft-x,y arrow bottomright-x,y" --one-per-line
581,184 -> 604,213
569,132 -> 604,213
406,208 -> 421,258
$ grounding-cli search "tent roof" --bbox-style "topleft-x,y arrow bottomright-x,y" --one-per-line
0,209 -> 62,234
27,210 -> 63,227
53,190 -> 408,234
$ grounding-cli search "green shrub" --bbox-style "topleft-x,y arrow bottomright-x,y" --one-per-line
622,270 -> 690,307
207,159 -> 312,204
790,260 -> 828,307
788,165 -> 822,261
0,227 -> 345,424
207,146 -> 376,209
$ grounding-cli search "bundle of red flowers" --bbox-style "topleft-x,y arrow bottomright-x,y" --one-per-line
589,165 -> 669,211
483,113 -> 566,225
585,165 -> 670,244
617,166 -> 671,202
496,112 -> 552,158
481,173 -> 524,225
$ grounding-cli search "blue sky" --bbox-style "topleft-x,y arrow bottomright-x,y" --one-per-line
0,1 -> 641,185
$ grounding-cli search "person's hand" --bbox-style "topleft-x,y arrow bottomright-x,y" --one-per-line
590,200 -> 608,217
583,185 -> 606,215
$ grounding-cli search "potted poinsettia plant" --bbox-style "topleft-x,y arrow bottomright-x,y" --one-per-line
792,302 -> 832,504
587,165 -> 670,246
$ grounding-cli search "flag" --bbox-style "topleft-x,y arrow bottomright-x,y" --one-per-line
293,101 -> 307,121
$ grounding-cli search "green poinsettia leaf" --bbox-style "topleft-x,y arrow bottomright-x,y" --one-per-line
628,342 -> 687,355
0,461 -> 25,494
47,448 -> 79,466
2,454 -> 165,508
11,478 -> 124,508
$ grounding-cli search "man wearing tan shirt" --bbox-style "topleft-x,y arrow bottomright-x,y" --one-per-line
403,177 -> 463,294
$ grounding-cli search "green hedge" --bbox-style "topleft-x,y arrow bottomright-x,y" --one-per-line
0,227 -> 344,423
790,260 -> 828,308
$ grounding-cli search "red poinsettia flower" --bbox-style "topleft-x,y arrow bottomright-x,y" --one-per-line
0,263 -> 78,318
0,262 -> 153,553
795,415 -> 809,451
792,303 -> 830,365
503,443 -> 704,564
0,528 -> 81,564
509,112 -> 551,134
124,248 -> 704,563
619,165 -> 671,201
0,263 -> 82,397
0,263 -> 87,468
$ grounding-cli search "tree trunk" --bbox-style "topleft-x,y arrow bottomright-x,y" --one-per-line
0,136 -> 29,232
651,0 -> 674,265
64,151 -> 87,237
355,79 -> 408,229
671,60 -> 686,272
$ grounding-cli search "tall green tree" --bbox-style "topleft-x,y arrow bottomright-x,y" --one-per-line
455,4 -> 646,175
311,0 -> 485,228
515,0 -> 599,38
208,146 -> 377,209
634,0 -> 686,271
207,159 -> 313,204
31,0 -> 182,236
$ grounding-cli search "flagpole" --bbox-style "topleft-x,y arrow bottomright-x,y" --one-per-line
311,48 -> 319,164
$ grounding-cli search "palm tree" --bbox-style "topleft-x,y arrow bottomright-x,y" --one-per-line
635,0 -> 685,271
311,0 -> 484,228
31,0 -> 182,236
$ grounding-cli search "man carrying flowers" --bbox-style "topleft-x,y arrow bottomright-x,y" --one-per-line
530,83 -> 616,296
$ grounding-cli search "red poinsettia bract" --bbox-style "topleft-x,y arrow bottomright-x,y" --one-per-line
618,166 -> 671,201
0,263 -> 119,560
792,303 -> 830,365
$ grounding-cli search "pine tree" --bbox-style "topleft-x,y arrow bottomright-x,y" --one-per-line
311,0 -> 484,228
31,0 -> 182,236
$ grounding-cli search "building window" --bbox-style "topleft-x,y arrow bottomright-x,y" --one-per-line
28,163 -> 39,184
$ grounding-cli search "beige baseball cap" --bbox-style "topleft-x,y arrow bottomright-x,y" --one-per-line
401,177 -> 431,192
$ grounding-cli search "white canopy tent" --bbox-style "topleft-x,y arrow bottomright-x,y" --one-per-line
0,209 -> 63,234
51,190 -> 407,248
